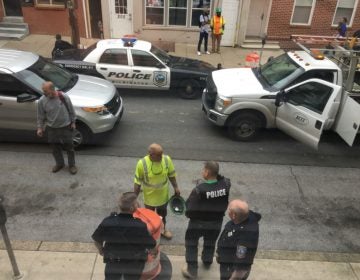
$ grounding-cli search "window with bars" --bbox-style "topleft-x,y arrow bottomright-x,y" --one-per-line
115,0 -> 128,15
145,0 -> 212,27
291,0 -> 315,25
332,0 -> 358,26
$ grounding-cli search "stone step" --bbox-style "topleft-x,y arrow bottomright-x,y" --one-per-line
2,16 -> 24,23
0,26 -> 28,34
0,32 -> 28,40
0,22 -> 29,28
241,42 -> 281,50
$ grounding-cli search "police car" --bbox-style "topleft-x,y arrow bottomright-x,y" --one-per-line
54,37 -> 216,99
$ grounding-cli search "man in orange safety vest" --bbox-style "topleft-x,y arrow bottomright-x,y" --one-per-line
210,7 -> 225,54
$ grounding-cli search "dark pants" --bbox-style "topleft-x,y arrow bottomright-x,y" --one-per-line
145,203 -> 168,226
47,126 -> 75,167
105,260 -> 145,280
185,219 -> 223,274
198,31 -> 209,52
220,263 -> 251,280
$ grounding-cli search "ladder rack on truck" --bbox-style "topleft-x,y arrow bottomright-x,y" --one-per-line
291,34 -> 360,92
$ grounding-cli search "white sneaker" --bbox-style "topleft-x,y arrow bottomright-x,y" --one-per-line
206,51 -> 211,55
197,51 -> 201,56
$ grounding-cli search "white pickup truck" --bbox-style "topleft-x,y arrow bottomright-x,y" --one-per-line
202,42 -> 360,149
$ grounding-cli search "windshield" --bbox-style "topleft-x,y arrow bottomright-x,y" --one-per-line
259,53 -> 304,90
17,57 -> 77,92
150,45 -> 171,64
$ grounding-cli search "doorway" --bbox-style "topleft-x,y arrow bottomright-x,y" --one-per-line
109,0 -> 133,38
221,0 -> 240,47
88,0 -> 103,38
3,0 -> 23,17
245,0 -> 270,39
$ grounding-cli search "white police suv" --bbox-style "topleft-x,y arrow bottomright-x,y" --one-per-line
54,37 -> 216,99
0,48 -> 124,147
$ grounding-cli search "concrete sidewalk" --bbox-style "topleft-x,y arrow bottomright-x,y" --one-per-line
0,34 -> 282,68
1,241 -> 360,280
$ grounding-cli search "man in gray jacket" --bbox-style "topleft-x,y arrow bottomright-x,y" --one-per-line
37,81 -> 78,174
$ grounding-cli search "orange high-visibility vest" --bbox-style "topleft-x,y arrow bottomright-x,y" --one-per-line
211,15 -> 225,35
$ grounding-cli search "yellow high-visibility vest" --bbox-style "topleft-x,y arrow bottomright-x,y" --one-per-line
134,155 -> 176,206
211,15 -> 225,35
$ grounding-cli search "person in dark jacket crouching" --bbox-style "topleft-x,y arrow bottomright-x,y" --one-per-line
92,192 -> 156,280
216,199 -> 261,280
182,161 -> 231,279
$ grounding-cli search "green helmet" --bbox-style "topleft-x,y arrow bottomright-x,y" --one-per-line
216,7 -> 222,13
168,195 -> 186,215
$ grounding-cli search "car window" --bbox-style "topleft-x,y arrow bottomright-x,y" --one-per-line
292,70 -> 335,85
99,49 -> 128,65
0,74 -> 33,97
17,57 -> 75,92
260,53 -> 304,90
131,50 -> 159,67
286,82 -> 333,114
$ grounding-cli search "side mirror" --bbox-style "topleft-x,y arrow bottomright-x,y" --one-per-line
17,93 -> 38,103
275,90 -> 285,107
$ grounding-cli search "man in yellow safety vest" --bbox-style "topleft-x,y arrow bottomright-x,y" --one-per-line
210,7 -> 225,54
134,143 -> 181,239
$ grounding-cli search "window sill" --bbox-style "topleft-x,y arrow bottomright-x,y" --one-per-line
35,4 -> 65,10
143,26 -> 198,32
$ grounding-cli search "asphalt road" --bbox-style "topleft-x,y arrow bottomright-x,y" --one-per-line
0,92 -> 359,254
1,90 -> 360,167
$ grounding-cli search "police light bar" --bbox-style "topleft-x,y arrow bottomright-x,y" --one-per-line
121,35 -> 137,46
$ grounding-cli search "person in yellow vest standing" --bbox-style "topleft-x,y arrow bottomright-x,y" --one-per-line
134,143 -> 181,240
210,7 -> 225,54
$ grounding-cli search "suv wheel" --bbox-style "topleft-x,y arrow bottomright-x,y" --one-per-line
177,79 -> 201,99
227,113 -> 262,141
73,123 -> 92,148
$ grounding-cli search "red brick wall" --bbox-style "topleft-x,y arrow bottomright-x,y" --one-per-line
0,3 -> 4,20
267,0 -> 360,49
22,3 -> 86,37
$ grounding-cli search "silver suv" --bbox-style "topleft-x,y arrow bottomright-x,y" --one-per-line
0,49 -> 124,146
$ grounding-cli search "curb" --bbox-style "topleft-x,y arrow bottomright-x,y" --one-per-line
1,240 -> 360,263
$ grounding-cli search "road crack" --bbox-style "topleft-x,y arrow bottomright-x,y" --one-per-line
290,166 -> 308,205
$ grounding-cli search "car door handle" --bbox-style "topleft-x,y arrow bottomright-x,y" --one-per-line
100,67 -> 108,70
315,120 -> 322,130
133,70 -> 141,73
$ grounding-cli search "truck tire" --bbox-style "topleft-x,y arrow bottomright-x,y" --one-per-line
177,79 -> 201,99
73,123 -> 92,148
227,112 -> 262,141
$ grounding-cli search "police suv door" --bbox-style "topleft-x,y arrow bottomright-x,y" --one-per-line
96,48 -> 133,87
0,73 -> 39,130
130,49 -> 170,90
275,79 -> 342,149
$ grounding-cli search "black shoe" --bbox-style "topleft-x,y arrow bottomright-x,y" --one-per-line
52,165 -> 64,173
202,261 -> 212,269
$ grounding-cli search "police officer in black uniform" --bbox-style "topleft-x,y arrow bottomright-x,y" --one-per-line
216,199 -> 261,280
92,192 -> 156,280
182,161 -> 231,279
